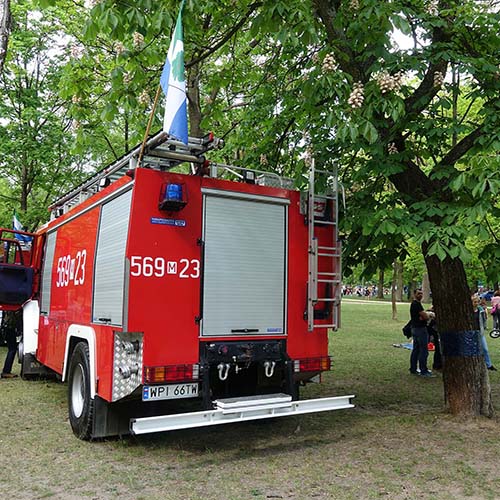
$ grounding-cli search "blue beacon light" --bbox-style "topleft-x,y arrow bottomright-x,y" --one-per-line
166,183 -> 183,202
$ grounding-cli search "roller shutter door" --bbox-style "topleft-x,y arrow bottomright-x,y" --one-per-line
92,190 -> 132,326
202,193 -> 287,337
40,231 -> 57,315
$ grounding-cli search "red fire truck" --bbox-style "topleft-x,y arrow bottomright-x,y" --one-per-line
0,132 -> 353,439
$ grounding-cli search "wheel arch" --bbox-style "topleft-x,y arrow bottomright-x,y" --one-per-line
62,325 -> 97,398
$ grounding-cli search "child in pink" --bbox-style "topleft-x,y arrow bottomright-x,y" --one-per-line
491,290 -> 500,330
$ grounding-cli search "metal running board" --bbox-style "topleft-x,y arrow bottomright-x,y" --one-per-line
130,394 -> 355,435
215,393 -> 292,411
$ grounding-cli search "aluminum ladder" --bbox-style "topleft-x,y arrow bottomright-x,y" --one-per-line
49,131 -> 222,218
307,159 -> 342,332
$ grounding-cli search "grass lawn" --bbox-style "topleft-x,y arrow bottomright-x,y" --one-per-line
1,301 -> 499,500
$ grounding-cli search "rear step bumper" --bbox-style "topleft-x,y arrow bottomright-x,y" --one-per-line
130,393 -> 355,435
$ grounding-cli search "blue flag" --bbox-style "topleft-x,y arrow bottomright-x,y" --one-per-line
13,212 -> 32,243
160,1 -> 188,144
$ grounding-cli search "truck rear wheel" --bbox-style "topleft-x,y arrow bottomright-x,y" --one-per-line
68,342 -> 94,440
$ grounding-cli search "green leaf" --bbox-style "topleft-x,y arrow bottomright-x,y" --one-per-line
449,174 -> 465,191
83,21 -> 99,40
472,180 -> 487,198
127,8 -> 136,23
36,0 -> 56,7
349,124 -> 358,142
336,124 -> 349,142
109,13 -> 119,30
448,246 -> 460,259
361,120 -> 378,144
392,15 -> 411,35
136,11 -> 145,28
100,103 -> 117,121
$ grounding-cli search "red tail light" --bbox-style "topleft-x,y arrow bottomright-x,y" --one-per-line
294,357 -> 332,373
144,364 -> 199,384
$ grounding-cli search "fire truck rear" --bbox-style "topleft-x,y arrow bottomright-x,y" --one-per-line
0,132 -> 353,439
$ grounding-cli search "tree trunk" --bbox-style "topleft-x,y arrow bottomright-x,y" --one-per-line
124,114 -> 129,153
394,261 -> 403,302
21,163 -> 28,211
0,0 -> 10,74
391,261 -> 397,320
422,272 -> 431,304
187,62 -> 203,137
424,250 -> 493,417
407,280 -> 415,300
377,269 -> 384,299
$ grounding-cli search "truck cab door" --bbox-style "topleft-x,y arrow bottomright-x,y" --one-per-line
0,228 -> 38,310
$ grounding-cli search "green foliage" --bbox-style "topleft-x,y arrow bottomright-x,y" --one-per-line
0,0 -> 88,228
1,0 -> 499,289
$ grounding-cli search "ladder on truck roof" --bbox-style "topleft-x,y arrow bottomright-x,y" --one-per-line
307,160 -> 342,332
49,131 -> 222,218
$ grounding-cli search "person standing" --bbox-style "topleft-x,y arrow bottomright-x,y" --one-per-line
1,310 -> 22,379
491,290 -> 500,330
473,296 -> 497,371
426,306 -> 442,370
409,289 -> 433,377
479,297 -> 489,328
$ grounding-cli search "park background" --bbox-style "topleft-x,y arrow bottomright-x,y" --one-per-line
1,300 -> 499,499
0,1 -> 499,498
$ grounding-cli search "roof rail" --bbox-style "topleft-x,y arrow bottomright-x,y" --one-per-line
50,131 -> 223,218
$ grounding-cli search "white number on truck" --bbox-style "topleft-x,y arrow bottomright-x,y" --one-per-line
55,250 -> 87,287
130,256 -> 200,278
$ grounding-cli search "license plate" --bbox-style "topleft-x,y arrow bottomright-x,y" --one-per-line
142,383 -> 199,402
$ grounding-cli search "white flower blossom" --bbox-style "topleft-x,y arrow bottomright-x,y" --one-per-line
348,82 -> 364,109
133,32 -> 144,49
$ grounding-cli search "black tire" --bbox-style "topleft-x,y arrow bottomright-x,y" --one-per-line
489,329 -> 500,339
68,342 -> 95,440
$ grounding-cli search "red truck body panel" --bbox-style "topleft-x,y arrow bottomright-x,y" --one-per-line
4,167 -> 335,404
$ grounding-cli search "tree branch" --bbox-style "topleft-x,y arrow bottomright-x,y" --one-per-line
312,0 -> 362,80
389,159 -> 435,203
0,191 -> 17,202
404,17 -> 452,117
438,125 -> 484,167
485,218 -> 500,244
186,2 -> 262,69
103,134 -> 119,160
273,117 -> 295,163
404,64 -> 448,118
0,0 -> 10,74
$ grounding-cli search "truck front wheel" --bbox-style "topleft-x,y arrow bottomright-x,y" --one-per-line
68,342 -> 94,440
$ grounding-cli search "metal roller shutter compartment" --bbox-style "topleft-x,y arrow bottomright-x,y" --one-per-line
93,190 -> 132,326
202,193 -> 287,337
40,231 -> 57,315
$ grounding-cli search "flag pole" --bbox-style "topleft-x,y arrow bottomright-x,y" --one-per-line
137,84 -> 163,168
137,0 -> 187,167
